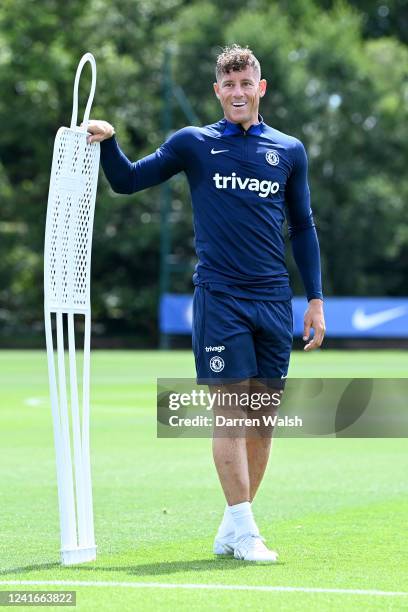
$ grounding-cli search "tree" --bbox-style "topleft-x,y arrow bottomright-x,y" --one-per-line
1,0 -> 407,346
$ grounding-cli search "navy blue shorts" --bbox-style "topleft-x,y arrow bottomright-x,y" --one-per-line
192,286 -> 293,385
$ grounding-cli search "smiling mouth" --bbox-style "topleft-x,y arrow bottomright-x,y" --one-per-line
232,102 -> 246,108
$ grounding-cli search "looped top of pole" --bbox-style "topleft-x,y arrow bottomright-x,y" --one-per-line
70,53 -> 97,131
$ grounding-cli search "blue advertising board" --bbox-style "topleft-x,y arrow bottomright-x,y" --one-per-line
160,294 -> 408,338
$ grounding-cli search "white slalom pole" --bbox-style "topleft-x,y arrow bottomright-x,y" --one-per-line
82,311 -> 95,546
67,312 -> 87,546
56,311 -> 77,552
44,313 -> 73,549
44,53 -> 100,565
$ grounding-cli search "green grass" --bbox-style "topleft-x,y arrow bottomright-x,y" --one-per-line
0,350 -> 408,611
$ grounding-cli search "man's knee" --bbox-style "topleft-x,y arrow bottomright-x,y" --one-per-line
245,379 -> 282,438
210,380 -> 250,438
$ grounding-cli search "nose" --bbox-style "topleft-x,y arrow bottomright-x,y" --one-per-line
232,85 -> 244,98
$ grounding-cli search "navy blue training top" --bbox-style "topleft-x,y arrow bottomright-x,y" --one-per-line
100,116 -> 323,301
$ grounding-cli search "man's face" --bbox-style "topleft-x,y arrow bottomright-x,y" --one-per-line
213,66 -> 267,128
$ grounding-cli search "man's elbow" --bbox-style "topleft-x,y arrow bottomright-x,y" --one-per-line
111,183 -> 133,195
106,177 -> 134,195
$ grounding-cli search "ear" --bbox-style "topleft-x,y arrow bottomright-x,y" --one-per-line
259,78 -> 267,98
213,82 -> 220,99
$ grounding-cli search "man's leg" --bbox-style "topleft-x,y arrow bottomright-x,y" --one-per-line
211,381 -> 278,561
212,380 -> 259,552
246,437 -> 272,502
245,298 -> 293,502
211,381 -> 250,505
246,379 -> 279,502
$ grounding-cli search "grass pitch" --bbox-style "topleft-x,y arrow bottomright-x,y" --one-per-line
0,350 -> 407,611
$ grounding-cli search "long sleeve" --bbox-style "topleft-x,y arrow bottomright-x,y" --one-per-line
290,226 -> 323,300
285,141 -> 323,301
100,131 -> 186,194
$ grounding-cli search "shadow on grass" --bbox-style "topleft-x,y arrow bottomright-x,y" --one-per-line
0,558 -> 283,577
97,558 -> 284,576
0,563 -> 60,576
89,558 -> 246,576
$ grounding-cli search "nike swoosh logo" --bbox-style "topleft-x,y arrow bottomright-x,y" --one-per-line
352,306 -> 407,330
211,148 -> 229,154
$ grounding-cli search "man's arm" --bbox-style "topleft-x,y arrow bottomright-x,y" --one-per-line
285,140 -> 325,351
85,119 -> 185,194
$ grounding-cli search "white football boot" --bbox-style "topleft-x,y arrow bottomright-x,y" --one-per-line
213,532 -> 236,556
234,534 -> 278,562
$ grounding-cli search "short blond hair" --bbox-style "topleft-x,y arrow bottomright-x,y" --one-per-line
215,44 -> 261,81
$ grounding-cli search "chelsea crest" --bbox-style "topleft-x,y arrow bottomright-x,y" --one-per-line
265,150 -> 279,166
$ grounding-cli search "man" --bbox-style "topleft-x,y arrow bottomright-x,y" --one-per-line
87,44 -> 325,562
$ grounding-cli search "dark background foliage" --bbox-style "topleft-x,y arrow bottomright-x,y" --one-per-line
0,0 -> 407,346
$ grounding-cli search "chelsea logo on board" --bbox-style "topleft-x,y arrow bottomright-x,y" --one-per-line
265,150 -> 279,166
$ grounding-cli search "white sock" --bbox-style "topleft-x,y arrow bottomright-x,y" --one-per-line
229,501 -> 259,539
216,505 -> 234,538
